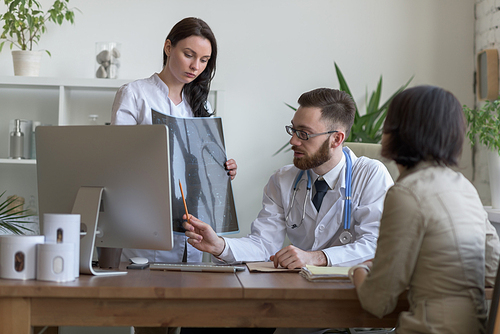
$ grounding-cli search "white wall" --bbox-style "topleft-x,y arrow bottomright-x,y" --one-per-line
0,0 -> 476,238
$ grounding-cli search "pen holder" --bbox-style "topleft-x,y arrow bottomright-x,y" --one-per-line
0,235 -> 45,280
98,247 -> 122,269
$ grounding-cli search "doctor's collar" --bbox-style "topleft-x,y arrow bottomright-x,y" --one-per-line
311,153 -> 346,190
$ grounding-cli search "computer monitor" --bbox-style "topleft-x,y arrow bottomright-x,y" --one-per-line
36,125 -> 173,276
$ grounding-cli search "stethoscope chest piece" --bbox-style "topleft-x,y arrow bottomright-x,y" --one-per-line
339,230 -> 352,244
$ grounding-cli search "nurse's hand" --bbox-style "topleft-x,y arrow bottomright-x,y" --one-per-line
270,245 -> 327,269
225,158 -> 237,180
183,214 -> 225,256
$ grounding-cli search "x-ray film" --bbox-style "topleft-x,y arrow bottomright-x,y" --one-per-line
152,110 -> 239,234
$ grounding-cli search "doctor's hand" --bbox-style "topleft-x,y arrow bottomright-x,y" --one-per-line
183,214 -> 225,256
270,245 -> 327,269
225,158 -> 237,180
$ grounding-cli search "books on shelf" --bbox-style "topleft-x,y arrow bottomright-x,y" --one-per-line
300,265 -> 351,282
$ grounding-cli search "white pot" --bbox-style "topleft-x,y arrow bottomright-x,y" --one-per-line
11,50 -> 43,77
488,149 -> 500,209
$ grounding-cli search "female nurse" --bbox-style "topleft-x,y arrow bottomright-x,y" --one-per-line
111,17 -> 237,265
349,85 -> 500,333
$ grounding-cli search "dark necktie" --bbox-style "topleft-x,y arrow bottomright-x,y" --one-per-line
312,179 -> 329,211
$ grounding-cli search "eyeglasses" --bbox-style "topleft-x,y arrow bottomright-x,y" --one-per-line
285,126 -> 338,141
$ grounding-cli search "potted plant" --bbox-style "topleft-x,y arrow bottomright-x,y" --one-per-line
334,62 -> 413,143
0,0 -> 77,76
274,62 -> 412,155
0,191 -> 34,235
463,98 -> 500,208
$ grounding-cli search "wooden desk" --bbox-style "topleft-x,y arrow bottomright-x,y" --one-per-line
237,269 -> 407,329
0,263 -> 405,332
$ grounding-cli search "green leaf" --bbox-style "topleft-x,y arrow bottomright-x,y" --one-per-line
273,141 -> 291,156
334,62 -> 360,118
366,76 -> 382,115
463,96 -> 500,153
0,191 -> 34,235
0,0 -> 78,54
275,63 -> 413,155
284,102 -> 297,111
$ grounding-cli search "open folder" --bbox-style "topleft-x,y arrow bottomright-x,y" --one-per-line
299,265 -> 351,282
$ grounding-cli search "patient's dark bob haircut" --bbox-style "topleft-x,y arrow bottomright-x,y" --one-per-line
381,85 -> 465,168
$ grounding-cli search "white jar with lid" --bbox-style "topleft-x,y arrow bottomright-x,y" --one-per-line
0,235 -> 45,280
37,243 -> 75,282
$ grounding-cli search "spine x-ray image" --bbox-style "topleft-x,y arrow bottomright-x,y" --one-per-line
152,110 -> 239,235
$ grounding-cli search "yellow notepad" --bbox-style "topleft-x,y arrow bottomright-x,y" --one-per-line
305,265 -> 350,276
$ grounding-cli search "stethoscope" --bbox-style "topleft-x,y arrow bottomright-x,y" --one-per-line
285,147 -> 353,245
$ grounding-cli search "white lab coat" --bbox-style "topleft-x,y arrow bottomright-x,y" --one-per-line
111,73 -> 199,125
220,147 -> 393,266
111,73 -> 212,263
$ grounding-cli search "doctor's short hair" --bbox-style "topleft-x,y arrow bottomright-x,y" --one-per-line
381,85 -> 465,168
297,88 -> 355,138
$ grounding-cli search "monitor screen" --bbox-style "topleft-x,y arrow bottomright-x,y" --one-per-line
36,125 -> 173,274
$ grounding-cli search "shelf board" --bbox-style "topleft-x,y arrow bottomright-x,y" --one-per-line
0,76 -> 131,89
0,158 -> 36,165
0,76 -> 224,91
485,206 -> 500,223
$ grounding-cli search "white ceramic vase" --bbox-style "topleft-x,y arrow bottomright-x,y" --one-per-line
488,149 -> 500,209
11,50 -> 42,76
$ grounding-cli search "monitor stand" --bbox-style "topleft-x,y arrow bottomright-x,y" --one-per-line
71,187 -> 127,276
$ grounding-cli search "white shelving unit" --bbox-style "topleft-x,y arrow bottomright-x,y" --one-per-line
0,75 -> 130,128
0,76 -> 130,205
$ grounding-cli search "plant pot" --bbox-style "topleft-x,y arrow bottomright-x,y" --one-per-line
11,50 -> 42,76
488,149 -> 500,209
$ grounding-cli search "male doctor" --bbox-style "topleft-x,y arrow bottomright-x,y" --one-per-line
184,88 -> 393,268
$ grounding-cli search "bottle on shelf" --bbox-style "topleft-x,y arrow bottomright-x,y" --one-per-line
23,195 -> 40,235
9,119 -> 24,159
31,121 -> 41,160
89,114 -> 99,126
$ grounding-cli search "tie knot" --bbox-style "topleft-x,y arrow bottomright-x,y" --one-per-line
314,179 -> 329,192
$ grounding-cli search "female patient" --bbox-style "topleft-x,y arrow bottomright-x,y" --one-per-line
350,85 -> 500,333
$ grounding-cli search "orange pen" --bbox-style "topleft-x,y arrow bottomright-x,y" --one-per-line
179,180 -> 190,224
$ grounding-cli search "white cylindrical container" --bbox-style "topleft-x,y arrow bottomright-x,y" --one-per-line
43,213 -> 81,277
0,235 -> 45,280
37,243 -> 75,282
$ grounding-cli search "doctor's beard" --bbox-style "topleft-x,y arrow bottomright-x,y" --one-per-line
293,137 -> 331,170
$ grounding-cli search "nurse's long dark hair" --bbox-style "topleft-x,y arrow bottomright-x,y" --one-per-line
163,17 -> 216,117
